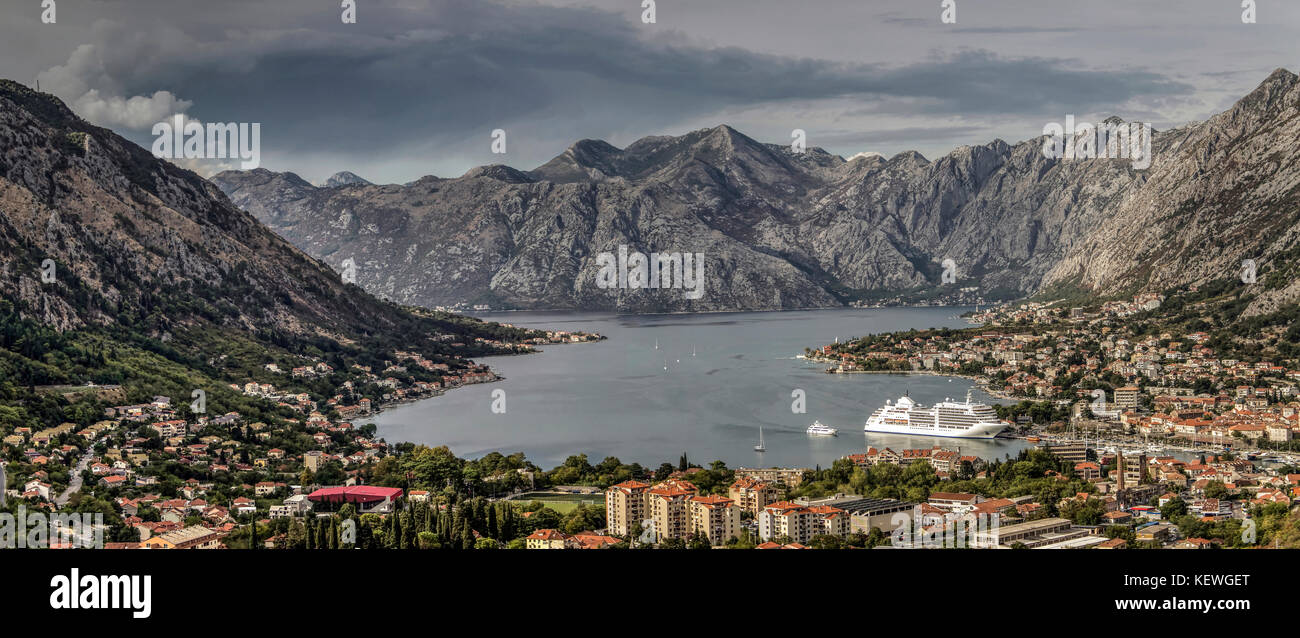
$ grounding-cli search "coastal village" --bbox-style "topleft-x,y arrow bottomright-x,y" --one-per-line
512,433 -> 1298,550
4,289 -> 1300,550
816,293 -> 1300,452
0,329 -> 602,549
512,288 -> 1300,551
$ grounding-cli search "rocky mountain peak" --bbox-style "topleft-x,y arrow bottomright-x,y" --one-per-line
460,164 -> 536,183
323,171 -> 372,187
529,138 -> 624,183
214,69 -> 1300,314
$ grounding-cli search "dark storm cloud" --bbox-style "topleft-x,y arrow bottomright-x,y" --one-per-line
6,0 -> 1216,180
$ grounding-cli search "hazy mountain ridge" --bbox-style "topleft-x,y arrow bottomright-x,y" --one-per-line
0,79 -> 520,353
322,171 -> 372,188
213,69 -> 1300,313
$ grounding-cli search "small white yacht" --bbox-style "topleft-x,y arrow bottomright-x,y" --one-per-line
806,420 -> 838,436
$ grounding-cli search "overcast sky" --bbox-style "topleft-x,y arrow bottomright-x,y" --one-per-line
1,0 -> 1297,183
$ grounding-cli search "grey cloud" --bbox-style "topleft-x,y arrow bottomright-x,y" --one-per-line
815,126 -> 992,147
8,0 -> 1231,182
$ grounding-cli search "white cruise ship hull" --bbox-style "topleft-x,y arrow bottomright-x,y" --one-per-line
864,393 -> 1010,440
863,420 -> 1006,439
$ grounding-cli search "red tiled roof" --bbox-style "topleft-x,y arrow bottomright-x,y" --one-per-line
307,485 -> 403,504
526,529 -> 568,541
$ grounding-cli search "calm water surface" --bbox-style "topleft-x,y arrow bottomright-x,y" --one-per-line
366,308 -> 1033,469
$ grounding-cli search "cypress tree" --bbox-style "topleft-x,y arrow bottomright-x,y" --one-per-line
460,520 -> 473,550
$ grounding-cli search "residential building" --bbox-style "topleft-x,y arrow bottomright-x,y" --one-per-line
604,480 -> 650,537
140,525 -> 224,549
525,529 -> 568,549
734,467 -> 807,487
1114,386 -> 1140,410
757,501 -> 849,544
728,477 -> 780,515
688,495 -> 741,546
646,480 -> 698,543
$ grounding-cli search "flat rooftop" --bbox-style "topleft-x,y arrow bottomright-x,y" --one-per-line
1034,535 -> 1111,549
822,498 -> 914,514
986,517 -> 1073,536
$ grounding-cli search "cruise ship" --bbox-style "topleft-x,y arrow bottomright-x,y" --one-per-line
864,390 -> 1009,439
806,421 -> 838,436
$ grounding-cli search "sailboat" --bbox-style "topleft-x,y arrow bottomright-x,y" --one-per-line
654,339 -> 659,350
754,426 -> 766,452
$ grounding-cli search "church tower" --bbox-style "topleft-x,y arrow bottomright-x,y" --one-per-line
1115,450 -> 1127,506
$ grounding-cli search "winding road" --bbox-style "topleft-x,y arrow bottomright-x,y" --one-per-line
55,453 -> 91,507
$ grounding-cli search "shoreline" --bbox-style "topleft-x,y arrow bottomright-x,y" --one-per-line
464,304 -> 984,319
807,359 -> 1019,402
365,312 -> 1020,462
358,339 -> 603,422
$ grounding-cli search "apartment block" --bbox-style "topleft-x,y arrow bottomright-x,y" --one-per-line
688,495 -> 741,546
647,480 -> 698,543
604,480 -> 650,537
606,479 -> 743,545
1114,386 -> 1140,409
757,501 -> 848,544
728,477 -> 781,515
734,467 -> 808,487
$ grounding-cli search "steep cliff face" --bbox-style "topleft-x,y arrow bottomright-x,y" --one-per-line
0,79 -> 514,349
1042,68 -> 1300,314
214,69 -> 1300,313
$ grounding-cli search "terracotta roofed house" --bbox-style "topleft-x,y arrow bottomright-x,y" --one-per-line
525,528 -> 569,549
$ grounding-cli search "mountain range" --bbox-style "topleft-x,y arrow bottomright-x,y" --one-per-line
212,69 -> 1300,315
0,79 -> 529,395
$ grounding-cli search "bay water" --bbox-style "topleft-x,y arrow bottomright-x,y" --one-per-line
367,307 -> 1033,470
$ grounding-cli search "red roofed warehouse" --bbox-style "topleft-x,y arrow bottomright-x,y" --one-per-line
307,486 -> 404,514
